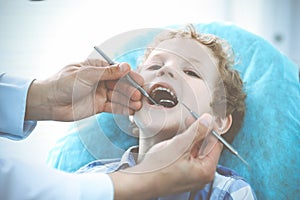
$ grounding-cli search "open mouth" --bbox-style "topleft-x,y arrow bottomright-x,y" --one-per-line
148,84 -> 179,108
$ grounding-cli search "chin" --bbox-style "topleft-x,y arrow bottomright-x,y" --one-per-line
134,111 -> 187,139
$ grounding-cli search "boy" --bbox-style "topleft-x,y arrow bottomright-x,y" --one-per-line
77,25 -> 256,199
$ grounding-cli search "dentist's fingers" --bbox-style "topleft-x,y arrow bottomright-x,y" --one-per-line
189,139 -> 223,187
105,80 -> 142,101
185,113 -> 219,158
101,102 -> 137,116
106,90 -> 142,110
80,60 -> 131,82
106,69 -> 144,101
197,132 -> 219,158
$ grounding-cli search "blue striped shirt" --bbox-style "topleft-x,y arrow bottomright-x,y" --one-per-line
77,146 -> 257,200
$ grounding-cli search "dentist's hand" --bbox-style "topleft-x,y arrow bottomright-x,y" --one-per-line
25,59 -> 143,121
109,114 -> 223,200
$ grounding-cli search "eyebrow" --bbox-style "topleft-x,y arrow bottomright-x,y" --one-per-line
148,53 -> 163,61
148,50 -> 205,69
182,56 -> 203,69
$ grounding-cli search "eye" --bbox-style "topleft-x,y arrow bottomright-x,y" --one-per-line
184,70 -> 201,79
147,64 -> 162,71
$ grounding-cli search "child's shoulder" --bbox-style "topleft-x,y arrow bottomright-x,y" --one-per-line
216,165 -> 240,177
210,165 -> 257,200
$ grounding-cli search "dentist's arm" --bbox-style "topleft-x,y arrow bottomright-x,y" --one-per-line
25,60 -> 142,121
0,60 -> 142,140
0,73 -> 37,139
0,158 -> 114,200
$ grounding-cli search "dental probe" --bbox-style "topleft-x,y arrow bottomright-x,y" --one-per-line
181,102 -> 249,166
93,46 -> 158,105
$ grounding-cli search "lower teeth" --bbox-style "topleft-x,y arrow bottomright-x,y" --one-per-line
159,99 -> 175,107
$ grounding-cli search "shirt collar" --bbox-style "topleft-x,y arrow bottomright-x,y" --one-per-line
116,145 -> 139,170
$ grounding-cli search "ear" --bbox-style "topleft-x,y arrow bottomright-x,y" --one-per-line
213,114 -> 232,135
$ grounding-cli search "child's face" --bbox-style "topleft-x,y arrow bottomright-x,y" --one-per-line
134,37 -> 219,139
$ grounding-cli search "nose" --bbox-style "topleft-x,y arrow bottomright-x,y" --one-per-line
156,66 -> 175,78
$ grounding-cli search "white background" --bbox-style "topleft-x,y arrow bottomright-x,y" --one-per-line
0,0 -> 299,164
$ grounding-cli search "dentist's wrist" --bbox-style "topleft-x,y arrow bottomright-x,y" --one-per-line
109,171 -> 158,200
25,79 -> 53,120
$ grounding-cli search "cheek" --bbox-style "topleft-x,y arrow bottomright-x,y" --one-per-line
133,105 -> 151,129
184,81 -> 212,113
139,71 -> 153,82
196,95 -> 212,112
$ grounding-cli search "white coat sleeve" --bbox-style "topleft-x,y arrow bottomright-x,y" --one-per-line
0,157 -> 114,200
0,73 -> 37,140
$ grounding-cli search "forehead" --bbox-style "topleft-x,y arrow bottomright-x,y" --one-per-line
150,38 -> 218,67
143,37 -> 219,88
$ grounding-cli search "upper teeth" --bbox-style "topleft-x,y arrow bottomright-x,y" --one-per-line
152,87 -> 176,98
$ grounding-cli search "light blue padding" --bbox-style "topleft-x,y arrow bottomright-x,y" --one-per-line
194,22 -> 300,200
46,125 -> 96,172
47,22 -> 300,199
47,113 -> 138,172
